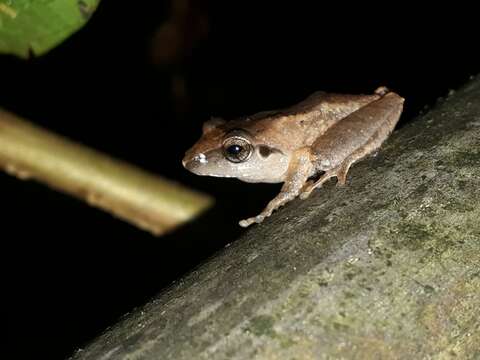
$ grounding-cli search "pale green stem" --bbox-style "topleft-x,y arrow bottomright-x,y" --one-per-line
0,108 -> 213,235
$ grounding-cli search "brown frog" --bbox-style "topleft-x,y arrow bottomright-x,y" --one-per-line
183,87 -> 404,227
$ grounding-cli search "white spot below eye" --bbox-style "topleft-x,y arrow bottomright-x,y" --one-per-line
320,159 -> 331,168
195,153 -> 208,164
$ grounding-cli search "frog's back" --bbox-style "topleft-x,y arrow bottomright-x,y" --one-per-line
226,91 -> 381,149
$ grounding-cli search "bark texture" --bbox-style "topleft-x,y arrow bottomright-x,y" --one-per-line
72,77 -> 480,359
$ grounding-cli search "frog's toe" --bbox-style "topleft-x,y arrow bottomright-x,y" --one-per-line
299,169 -> 339,198
241,212 -> 270,227
256,215 -> 265,223
239,218 -> 253,227
334,161 -> 353,186
239,215 -> 264,227
299,181 -> 314,199
336,172 -> 348,186
299,188 -> 313,200
374,86 -> 389,96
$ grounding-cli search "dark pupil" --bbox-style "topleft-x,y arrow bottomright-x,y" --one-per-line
227,144 -> 243,155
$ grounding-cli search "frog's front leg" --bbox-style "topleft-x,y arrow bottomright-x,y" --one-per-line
239,147 -> 314,227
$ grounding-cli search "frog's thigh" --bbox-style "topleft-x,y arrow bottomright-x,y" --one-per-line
334,94 -> 404,184
334,129 -> 386,185
300,129 -> 387,199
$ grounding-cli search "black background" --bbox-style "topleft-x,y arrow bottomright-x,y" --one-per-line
2,1 -> 478,359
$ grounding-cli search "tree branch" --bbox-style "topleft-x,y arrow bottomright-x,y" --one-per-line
0,109 -> 212,235
72,76 -> 480,359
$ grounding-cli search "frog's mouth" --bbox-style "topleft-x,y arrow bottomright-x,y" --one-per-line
183,158 -> 228,177
182,150 -> 228,177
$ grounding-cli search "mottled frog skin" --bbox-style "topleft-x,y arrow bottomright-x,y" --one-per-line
183,87 -> 404,227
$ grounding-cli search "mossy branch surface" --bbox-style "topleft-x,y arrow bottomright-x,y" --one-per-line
0,109 -> 212,235
72,76 -> 480,359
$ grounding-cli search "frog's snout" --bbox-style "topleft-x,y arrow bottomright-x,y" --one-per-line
182,156 -> 194,171
182,152 -> 208,173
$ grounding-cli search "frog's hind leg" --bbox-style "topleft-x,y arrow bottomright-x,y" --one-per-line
299,91 -> 404,199
299,167 -> 340,200
300,127 -> 392,199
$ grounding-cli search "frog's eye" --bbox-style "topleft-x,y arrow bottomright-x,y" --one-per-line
222,136 -> 253,163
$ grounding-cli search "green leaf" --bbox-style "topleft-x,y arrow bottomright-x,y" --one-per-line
0,0 -> 100,58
